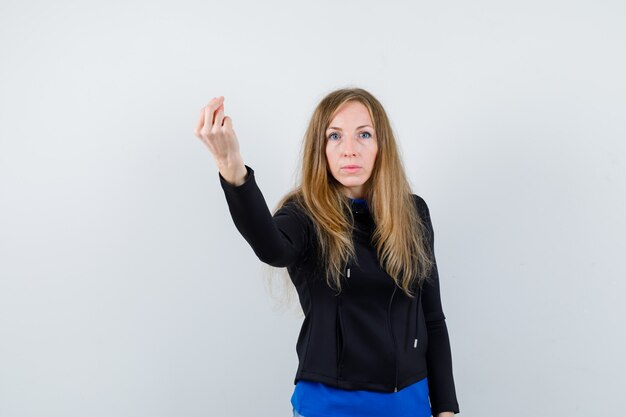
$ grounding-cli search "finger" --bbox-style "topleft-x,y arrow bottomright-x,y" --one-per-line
214,100 -> 225,119
213,104 -> 225,129
194,107 -> 206,138
223,115 -> 233,131
202,96 -> 224,131
202,104 -> 214,132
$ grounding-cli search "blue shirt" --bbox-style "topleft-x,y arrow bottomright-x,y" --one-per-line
291,377 -> 432,417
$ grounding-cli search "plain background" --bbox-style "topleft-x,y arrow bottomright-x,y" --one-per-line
1,1 -> 625,416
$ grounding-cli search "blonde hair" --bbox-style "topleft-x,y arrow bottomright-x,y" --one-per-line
263,87 -> 434,312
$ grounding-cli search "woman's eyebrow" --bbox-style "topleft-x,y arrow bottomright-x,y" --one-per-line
326,125 -> 372,131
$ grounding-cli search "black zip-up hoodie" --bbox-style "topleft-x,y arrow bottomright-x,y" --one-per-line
219,165 -> 460,415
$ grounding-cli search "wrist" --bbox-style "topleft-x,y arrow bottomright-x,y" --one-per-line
216,154 -> 244,170
217,156 -> 247,186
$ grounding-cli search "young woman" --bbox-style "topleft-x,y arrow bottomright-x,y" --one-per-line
194,88 -> 460,417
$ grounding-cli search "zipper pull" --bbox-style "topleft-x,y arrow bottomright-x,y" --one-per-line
347,267 -> 350,278
414,338 -> 418,348
394,386 -> 398,392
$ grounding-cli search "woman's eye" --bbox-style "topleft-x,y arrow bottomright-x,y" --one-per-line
327,132 -> 372,140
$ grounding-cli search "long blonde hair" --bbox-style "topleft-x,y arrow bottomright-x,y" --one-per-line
264,87 -> 434,309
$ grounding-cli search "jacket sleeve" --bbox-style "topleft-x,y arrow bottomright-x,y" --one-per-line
415,195 -> 461,415
218,164 -> 310,268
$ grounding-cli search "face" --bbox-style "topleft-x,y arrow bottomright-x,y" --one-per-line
325,101 -> 378,199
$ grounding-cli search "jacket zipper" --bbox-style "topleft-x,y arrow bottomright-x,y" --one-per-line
387,285 -> 398,392
414,286 -> 422,350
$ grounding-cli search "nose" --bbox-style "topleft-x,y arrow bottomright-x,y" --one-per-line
342,136 -> 358,156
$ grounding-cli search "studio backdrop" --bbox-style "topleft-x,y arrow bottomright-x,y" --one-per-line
1,1 -> 625,416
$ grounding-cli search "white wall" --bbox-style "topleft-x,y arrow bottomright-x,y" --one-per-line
1,1 -> 624,416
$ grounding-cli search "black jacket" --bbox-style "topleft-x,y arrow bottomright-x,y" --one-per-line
219,165 -> 460,415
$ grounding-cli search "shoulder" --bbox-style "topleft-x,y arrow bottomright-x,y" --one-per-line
410,193 -> 431,220
276,196 -> 312,225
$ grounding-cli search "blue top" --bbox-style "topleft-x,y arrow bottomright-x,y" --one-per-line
291,377 -> 431,417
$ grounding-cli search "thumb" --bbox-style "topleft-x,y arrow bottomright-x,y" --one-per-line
223,115 -> 233,130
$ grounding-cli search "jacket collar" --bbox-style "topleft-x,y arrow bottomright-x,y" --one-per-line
348,197 -> 369,214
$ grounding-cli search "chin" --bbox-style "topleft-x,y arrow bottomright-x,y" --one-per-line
340,181 -> 366,187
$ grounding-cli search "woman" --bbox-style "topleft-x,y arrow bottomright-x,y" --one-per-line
193,88 -> 460,417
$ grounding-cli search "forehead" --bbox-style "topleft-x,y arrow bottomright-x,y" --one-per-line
328,101 -> 372,127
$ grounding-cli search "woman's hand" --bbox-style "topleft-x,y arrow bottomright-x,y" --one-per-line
194,96 -> 247,185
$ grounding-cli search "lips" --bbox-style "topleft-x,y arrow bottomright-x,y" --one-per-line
341,165 -> 362,169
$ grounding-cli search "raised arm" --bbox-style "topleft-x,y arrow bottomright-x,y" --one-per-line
194,96 -> 309,268
218,165 -> 309,267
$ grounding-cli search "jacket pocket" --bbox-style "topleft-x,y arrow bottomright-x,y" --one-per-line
336,295 -> 396,383
397,294 -> 429,385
